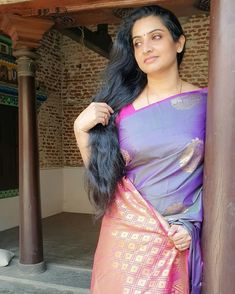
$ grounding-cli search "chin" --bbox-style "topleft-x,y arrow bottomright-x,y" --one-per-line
140,62 -> 176,76
141,66 -> 162,75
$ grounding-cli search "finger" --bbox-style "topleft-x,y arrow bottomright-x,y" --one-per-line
172,229 -> 191,242
103,112 -> 110,124
104,114 -> 109,125
180,242 -> 190,250
106,104 -> 114,114
171,232 -> 186,242
173,236 -> 191,247
168,225 -> 179,237
173,233 -> 191,245
95,102 -> 114,114
101,117 -> 107,126
171,225 -> 190,239
96,108 -> 111,121
97,114 -> 109,126
97,110 -> 110,120
176,244 -> 188,251
173,238 -> 189,247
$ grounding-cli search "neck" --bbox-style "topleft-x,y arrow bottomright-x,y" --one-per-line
146,67 -> 182,99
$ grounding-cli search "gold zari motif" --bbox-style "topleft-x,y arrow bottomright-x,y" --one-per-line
179,138 -> 204,173
171,94 -> 202,110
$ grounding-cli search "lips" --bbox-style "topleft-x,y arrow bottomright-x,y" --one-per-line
144,56 -> 158,64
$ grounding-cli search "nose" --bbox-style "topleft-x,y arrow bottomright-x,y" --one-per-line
142,40 -> 153,54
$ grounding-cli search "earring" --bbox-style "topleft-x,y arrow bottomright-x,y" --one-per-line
177,48 -> 182,53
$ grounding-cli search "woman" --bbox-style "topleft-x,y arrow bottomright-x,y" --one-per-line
74,5 -> 206,294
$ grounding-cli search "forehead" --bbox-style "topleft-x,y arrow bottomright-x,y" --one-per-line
132,15 -> 166,37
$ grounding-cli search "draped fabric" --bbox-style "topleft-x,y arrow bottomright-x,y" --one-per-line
91,88 -> 207,294
91,177 -> 189,293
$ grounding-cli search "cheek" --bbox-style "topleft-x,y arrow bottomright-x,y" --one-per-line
161,42 -> 178,57
152,37 -> 176,51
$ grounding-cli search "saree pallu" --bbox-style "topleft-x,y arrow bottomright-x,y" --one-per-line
91,177 -> 189,294
91,88 -> 207,294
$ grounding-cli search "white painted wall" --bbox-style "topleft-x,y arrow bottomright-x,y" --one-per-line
40,168 -> 63,218
0,196 -> 19,231
0,166 -> 92,232
62,167 -> 93,214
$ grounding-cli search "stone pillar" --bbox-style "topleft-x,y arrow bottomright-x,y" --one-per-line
14,49 -> 45,273
202,0 -> 235,293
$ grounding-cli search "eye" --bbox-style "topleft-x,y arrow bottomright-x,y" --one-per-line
152,34 -> 161,40
134,41 -> 142,48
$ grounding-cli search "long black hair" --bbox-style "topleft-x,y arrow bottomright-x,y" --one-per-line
86,5 -> 186,218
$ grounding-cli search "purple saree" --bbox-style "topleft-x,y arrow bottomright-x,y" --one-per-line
91,88 -> 207,294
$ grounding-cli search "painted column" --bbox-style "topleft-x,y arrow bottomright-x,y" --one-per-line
202,0 -> 235,292
14,49 -> 45,273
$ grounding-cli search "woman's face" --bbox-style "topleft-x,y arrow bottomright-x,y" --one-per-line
132,15 -> 184,75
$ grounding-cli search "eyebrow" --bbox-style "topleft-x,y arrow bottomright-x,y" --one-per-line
132,28 -> 165,40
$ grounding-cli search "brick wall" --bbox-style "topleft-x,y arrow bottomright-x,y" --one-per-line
36,30 -> 63,168
180,14 -> 209,86
61,34 -> 108,166
37,14 -> 209,168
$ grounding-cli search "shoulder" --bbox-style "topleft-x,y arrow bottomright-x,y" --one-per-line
181,81 -> 208,97
115,103 -> 134,125
182,81 -> 206,92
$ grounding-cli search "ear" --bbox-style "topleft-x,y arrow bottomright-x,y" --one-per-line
176,35 -> 186,53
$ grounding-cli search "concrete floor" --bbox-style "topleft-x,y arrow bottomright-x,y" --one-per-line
0,212 -> 101,293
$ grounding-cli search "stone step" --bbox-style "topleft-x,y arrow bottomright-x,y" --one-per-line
0,260 -> 91,294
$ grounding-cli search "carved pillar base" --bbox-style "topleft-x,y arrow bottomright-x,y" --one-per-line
14,48 -> 45,272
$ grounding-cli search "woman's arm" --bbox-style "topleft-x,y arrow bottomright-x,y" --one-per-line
74,102 -> 114,167
73,126 -> 90,167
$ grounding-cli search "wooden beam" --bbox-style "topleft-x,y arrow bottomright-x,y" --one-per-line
60,25 -> 112,58
0,0 -> 30,3
0,0 -> 166,11
53,9 -> 121,28
0,14 -> 53,49
0,0 -> 203,17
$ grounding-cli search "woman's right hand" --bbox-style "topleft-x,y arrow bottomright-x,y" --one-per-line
74,102 -> 114,133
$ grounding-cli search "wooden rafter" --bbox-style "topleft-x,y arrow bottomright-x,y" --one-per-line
0,0 -> 208,19
0,0 -> 167,11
